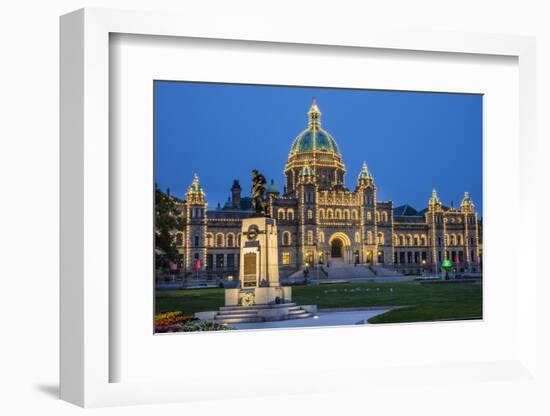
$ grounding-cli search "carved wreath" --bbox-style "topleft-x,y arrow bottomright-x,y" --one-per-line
240,292 -> 256,307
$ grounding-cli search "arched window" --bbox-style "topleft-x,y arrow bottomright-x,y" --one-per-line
351,210 -> 358,220
344,210 -> 350,220
367,212 -> 372,221
318,231 -> 325,243
327,209 -> 333,219
175,233 -> 183,246
445,234 -> 450,245
393,234 -> 399,246
355,232 -> 361,243
307,230 -> 313,245
319,208 -> 325,219
287,209 -> 295,221
307,209 -> 313,220
206,233 -> 214,247
413,235 -> 420,246
457,234 -> 464,245
375,211 -> 380,222
451,234 -> 457,246
216,233 -> 224,247
226,233 -> 235,247
335,209 -> 342,219
367,231 -> 373,245
399,234 -> 405,246
407,234 -> 413,246
377,232 -> 385,245
382,211 -> 388,222
421,235 -> 428,246
282,231 -> 291,246
278,209 -> 285,221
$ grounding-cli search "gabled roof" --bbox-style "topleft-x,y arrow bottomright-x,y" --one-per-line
393,204 -> 418,216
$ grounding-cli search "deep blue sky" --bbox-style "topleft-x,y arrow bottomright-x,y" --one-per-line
155,81 -> 482,214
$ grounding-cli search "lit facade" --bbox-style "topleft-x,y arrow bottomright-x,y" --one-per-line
176,99 -> 482,277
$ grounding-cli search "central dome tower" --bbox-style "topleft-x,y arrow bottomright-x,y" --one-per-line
284,98 -> 346,195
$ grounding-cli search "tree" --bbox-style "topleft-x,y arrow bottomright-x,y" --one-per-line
155,184 -> 183,270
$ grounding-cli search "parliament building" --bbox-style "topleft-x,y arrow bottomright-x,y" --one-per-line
175,99 -> 482,277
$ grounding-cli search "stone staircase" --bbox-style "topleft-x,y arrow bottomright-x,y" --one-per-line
370,265 -> 403,277
214,303 -> 313,324
326,262 -> 376,279
286,262 -> 403,280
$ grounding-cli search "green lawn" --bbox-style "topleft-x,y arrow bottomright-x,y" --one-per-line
155,281 -> 482,324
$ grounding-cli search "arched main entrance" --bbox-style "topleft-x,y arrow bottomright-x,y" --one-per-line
328,232 -> 352,263
331,238 -> 343,258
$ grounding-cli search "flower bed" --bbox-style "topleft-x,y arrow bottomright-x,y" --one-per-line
155,311 -> 237,333
155,311 -> 195,333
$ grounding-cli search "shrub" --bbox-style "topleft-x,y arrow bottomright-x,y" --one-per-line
180,320 -> 237,332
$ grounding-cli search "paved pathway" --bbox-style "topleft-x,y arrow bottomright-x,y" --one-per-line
232,308 -> 393,330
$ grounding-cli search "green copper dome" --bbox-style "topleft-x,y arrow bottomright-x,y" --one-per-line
290,128 -> 340,154
357,162 -> 373,181
267,179 -> 279,194
289,98 -> 340,155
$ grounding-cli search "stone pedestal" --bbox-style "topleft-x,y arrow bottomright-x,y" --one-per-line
228,216 -> 291,306
239,217 -> 280,288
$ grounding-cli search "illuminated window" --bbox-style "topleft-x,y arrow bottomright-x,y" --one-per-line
451,234 -> 457,246
421,235 -> 428,246
307,209 -> 313,220
399,235 -> 405,246
319,208 -> 325,219
318,231 -> 325,243
344,210 -> 350,220
382,211 -> 388,222
226,233 -> 234,247
457,234 -> 463,245
327,209 -> 333,219
367,212 -> 372,221
407,234 -> 413,246
414,235 -> 420,246
278,209 -> 285,220
351,210 -> 358,220
216,233 -> 224,247
355,232 -> 361,243
282,231 -> 291,246
335,209 -> 342,219
287,209 -> 295,221
375,211 -> 380,222
206,233 -> 214,247
377,232 -> 385,245
307,230 -> 313,245
367,231 -> 373,245
282,252 -> 290,265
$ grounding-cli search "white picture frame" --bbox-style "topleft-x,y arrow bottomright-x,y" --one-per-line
60,8 -> 538,408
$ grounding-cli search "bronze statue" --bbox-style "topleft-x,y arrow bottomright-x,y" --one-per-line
251,169 -> 267,216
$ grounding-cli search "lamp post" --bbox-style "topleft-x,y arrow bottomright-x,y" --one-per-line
442,259 -> 452,280
422,258 -> 426,276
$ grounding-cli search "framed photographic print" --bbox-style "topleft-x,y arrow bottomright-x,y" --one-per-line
153,82 -> 483,334
60,7 -> 538,408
